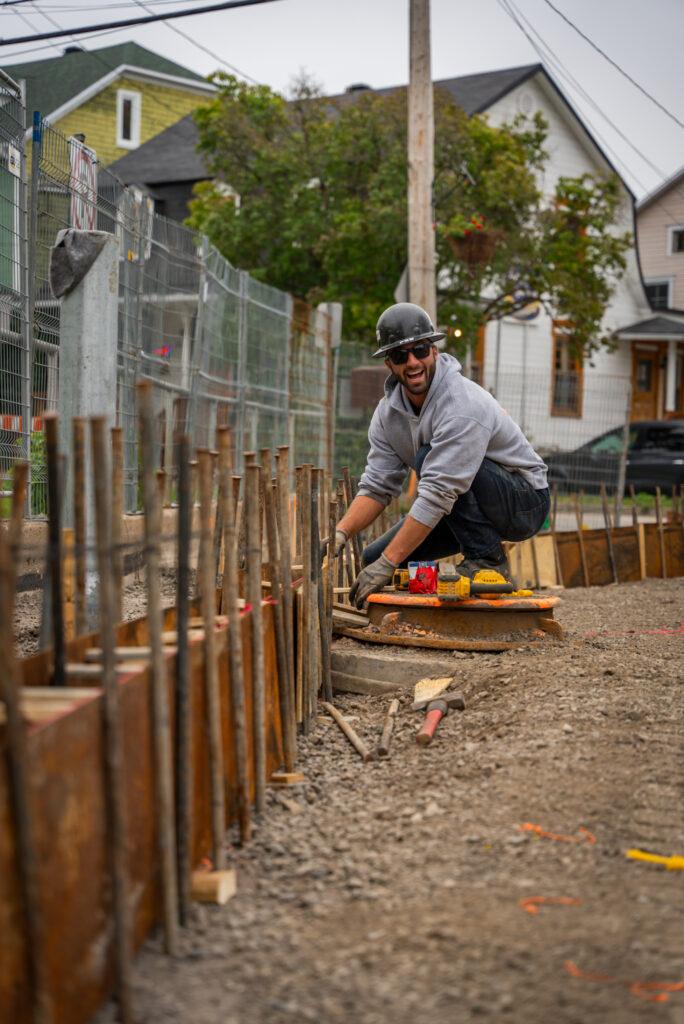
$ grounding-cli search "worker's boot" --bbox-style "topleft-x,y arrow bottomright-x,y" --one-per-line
458,551 -> 515,585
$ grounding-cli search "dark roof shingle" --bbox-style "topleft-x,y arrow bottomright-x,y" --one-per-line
109,64 -> 543,187
109,113 -> 207,184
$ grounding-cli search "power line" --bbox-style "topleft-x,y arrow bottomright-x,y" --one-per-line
131,0 -> 261,84
496,0 -> 668,190
20,0 -> 212,137
541,0 -> 684,131
13,2 -> 61,52
497,0 -> 684,231
0,0 -> 281,45
1,0 -> 195,10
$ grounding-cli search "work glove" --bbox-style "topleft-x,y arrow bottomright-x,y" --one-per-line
320,528 -> 348,564
349,553 -> 397,609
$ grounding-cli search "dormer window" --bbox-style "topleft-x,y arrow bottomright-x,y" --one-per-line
116,89 -> 141,149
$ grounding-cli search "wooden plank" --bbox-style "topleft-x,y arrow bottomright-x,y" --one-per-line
191,869 -> 236,906
333,626 -> 529,652
331,672 -> 402,696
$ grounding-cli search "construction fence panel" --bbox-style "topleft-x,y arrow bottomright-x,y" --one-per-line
19,116 -> 335,515
335,344 -> 633,497
0,73 -> 29,514
289,299 -> 331,472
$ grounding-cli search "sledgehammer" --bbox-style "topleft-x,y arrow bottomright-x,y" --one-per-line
413,690 -> 465,747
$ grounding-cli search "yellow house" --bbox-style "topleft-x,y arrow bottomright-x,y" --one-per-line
4,40 -> 215,166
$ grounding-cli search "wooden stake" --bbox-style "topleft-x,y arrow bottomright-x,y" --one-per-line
600,482 -> 618,583
629,485 -> 645,580
550,483 -> 563,587
44,414 -> 65,686
264,471 -> 296,772
655,485 -> 667,579
311,469 -> 325,717
174,435 -> 192,923
197,449 -> 227,866
324,497 -> 337,703
245,460 -> 267,813
313,469 -> 331,707
137,383 -> 180,953
342,466 -> 362,576
89,417 -> 134,1023
336,480 -> 346,593
378,698 -> 400,757
1,484 -> 53,1024
275,446 -> 295,739
295,467 -> 305,725
217,428 -> 251,844
111,426 -> 124,624
321,701 -> 373,762
300,465 -> 314,730
574,492 -> 589,587
72,418 -> 87,635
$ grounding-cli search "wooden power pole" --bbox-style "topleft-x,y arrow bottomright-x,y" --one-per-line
408,0 -> 436,321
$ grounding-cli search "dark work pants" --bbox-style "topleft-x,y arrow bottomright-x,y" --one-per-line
362,447 -> 550,567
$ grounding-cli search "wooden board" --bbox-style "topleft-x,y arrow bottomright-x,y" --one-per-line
643,522 -> 684,579
1,598 -> 285,1024
507,534 -> 558,588
556,526 -> 643,587
334,625 -> 531,652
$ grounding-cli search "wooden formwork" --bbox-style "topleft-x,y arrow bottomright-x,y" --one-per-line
509,522 -> 684,589
1,599 -> 284,1024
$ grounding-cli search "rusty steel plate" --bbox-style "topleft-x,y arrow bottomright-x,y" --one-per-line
366,592 -> 561,639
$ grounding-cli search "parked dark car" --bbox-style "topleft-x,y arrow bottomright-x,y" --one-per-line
543,420 -> 684,494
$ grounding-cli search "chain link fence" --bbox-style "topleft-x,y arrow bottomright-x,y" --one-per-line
0,71 -> 30,515
1,110 -> 334,515
335,341 -> 634,498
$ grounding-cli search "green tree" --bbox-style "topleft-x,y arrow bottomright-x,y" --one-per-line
188,74 -> 631,357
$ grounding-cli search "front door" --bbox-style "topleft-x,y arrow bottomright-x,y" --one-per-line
631,348 -> 661,420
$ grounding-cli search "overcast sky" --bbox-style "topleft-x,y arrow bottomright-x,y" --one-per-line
2,0 -> 682,199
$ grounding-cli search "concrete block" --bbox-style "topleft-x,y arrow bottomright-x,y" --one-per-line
330,650 -> 455,686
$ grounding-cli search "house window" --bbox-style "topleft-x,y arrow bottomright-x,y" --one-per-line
668,225 -> 684,254
551,320 -> 583,417
116,90 -> 141,149
644,278 -> 672,309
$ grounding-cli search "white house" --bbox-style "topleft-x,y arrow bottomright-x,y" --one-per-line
466,65 -> 675,452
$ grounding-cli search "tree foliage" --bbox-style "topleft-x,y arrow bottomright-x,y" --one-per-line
188,74 -> 631,357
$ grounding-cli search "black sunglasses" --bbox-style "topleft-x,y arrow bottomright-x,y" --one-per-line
387,341 -> 433,365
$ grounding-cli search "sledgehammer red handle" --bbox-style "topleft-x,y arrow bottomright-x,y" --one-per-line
416,699 -> 448,746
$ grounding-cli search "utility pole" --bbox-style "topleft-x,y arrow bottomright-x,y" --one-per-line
408,0 -> 436,322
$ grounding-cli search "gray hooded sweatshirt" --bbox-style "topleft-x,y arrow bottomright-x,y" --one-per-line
357,353 -> 548,529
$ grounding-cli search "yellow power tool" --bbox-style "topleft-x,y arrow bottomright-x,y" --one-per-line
437,568 -> 532,599
392,566 -> 532,598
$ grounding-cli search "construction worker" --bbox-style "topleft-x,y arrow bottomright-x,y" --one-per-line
334,302 -> 550,608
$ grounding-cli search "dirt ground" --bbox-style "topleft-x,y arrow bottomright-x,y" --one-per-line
86,576 -> 684,1024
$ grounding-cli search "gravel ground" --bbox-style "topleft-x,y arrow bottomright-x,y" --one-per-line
90,576 -> 684,1024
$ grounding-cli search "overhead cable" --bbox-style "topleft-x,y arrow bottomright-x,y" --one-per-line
541,0 -> 684,131
0,0 -> 281,45
131,0 -> 261,84
496,0 -> 669,191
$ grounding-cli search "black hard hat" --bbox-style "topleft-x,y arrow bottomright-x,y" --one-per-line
372,302 -> 445,358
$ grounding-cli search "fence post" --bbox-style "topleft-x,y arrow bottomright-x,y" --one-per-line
57,234 -> 120,524
614,381 -> 632,528
319,302 -> 342,478
26,111 -> 42,510
236,270 -> 250,470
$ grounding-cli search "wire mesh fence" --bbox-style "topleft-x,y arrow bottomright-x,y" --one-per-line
4,113 -> 334,515
335,343 -> 635,499
0,71 -> 30,514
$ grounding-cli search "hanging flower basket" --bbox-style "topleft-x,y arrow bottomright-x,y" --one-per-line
446,229 -> 501,265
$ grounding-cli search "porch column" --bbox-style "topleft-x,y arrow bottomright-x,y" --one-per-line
665,338 -> 677,413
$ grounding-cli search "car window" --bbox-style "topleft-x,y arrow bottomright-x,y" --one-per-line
588,429 -> 636,454
638,426 -> 684,451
